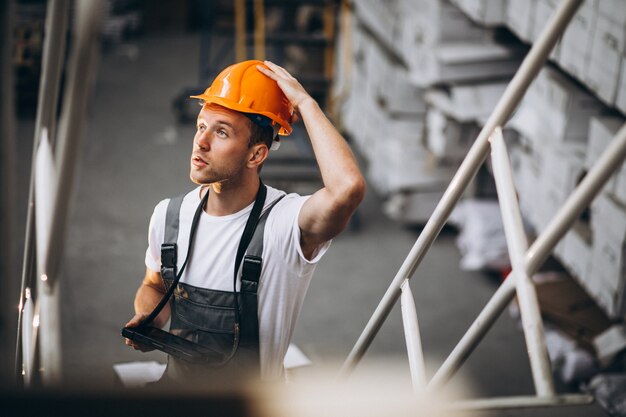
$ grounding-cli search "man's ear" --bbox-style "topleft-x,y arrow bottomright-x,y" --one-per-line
247,143 -> 269,169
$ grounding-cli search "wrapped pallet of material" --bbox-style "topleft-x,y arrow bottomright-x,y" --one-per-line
533,0 -> 560,60
585,116 -> 625,196
509,67 -> 603,148
367,120 -> 454,196
588,194 -> 626,319
506,0 -> 537,42
555,0 -> 597,84
352,0 -> 402,57
585,13 -> 626,106
618,57 -> 626,115
425,108 -> 478,164
395,0 -> 522,87
448,0 -> 508,27
425,80 -> 506,122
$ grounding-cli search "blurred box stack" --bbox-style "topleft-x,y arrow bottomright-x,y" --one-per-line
339,0 -> 522,224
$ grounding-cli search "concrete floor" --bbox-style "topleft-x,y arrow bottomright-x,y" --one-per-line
15,32 -> 607,416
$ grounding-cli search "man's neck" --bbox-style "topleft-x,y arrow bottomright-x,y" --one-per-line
202,176 -> 260,216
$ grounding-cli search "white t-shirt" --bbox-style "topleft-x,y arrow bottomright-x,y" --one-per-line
145,185 -> 330,380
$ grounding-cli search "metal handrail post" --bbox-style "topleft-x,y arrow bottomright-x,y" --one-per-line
429,123 -> 626,391
15,0 -> 70,380
340,0 -> 584,376
489,128 -> 554,396
37,0 -> 103,385
400,280 -> 427,390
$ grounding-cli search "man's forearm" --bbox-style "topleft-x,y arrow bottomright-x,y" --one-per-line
134,283 -> 170,328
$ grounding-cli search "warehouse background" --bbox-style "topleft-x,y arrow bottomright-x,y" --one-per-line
1,0 -> 625,415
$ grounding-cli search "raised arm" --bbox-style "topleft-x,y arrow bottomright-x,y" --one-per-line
257,62 -> 366,259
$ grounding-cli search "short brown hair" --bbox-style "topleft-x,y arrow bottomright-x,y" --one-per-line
247,119 -> 275,150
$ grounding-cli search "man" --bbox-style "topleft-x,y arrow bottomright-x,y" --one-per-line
123,60 -> 365,383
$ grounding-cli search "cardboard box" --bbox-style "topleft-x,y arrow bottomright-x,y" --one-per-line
591,194 -> 626,244
449,0 -> 507,27
557,1 -> 597,83
369,137 -> 455,195
588,224 -> 626,318
585,116 -> 624,194
397,0 -> 487,47
533,0 -> 561,60
425,81 -> 507,122
378,61 -> 428,116
506,0 -> 537,42
383,188 -> 446,224
597,0 -> 626,26
511,68 -> 603,146
616,56 -> 626,114
593,325 -> 626,366
534,273 -> 611,350
585,14 -> 626,105
426,108 -> 478,162
353,0 -> 400,57
615,163 -> 626,205
555,226 -> 593,288
407,42 -> 522,87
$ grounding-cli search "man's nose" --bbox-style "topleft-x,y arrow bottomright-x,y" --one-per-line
195,131 -> 211,150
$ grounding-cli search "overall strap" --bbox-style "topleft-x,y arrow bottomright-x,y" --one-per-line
161,194 -> 186,282
240,194 -> 285,294
141,190 -> 208,327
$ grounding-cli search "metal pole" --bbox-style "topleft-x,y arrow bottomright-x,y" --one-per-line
340,0 -> 584,376
253,0 -> 265,60
235,0 -> 246,62
489,128 -> 554,396
37,0 -> 103,385
400,280 -> 427,390
14,0 -> 70,381
429,122 -> 626,391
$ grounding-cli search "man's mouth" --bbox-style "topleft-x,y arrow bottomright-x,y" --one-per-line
191,154 -> 207,167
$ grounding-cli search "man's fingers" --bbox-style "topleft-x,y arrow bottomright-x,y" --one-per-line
263,60 -> 292,78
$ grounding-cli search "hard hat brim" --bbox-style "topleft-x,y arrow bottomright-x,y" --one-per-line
189,94 -> 293,136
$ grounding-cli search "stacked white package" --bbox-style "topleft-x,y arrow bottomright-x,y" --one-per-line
510,143 -> 547,231
383,189 -> 446,224
425,81 -> 506,122
377,60 -> 428,116
397,0 -> 487,47
506,0 -> 537,42
585,14 -> 626,106
448,0 -> 507,27
618,58 -> 626,115
426,109 -> 478,164
533,0 -> 560,60
556,0 -> 597,83
367,122 -> 456,196
531,145 -> 587,259
509,68 -> 603,147
585,116 -> 625,194
394,0 -> 523,87
407,42 -> 522,87
588,193 -> 626,318
352,0 -> 401,56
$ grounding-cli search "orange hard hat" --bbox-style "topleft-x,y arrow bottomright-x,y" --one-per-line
190,60 -> 294,136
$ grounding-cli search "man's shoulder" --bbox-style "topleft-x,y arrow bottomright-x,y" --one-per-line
152,187 -> 201,220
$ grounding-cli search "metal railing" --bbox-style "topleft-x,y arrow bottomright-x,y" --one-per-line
341,0 -> 626,409
15,0 -> 103,386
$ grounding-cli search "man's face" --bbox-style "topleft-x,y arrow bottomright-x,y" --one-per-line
190,104 -> 252,185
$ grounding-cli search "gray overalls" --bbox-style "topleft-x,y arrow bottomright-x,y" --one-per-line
158,184 -> 282,382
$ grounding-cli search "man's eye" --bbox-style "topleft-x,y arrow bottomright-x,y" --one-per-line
197,124 -> 206,131
217,129 -> 228,137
